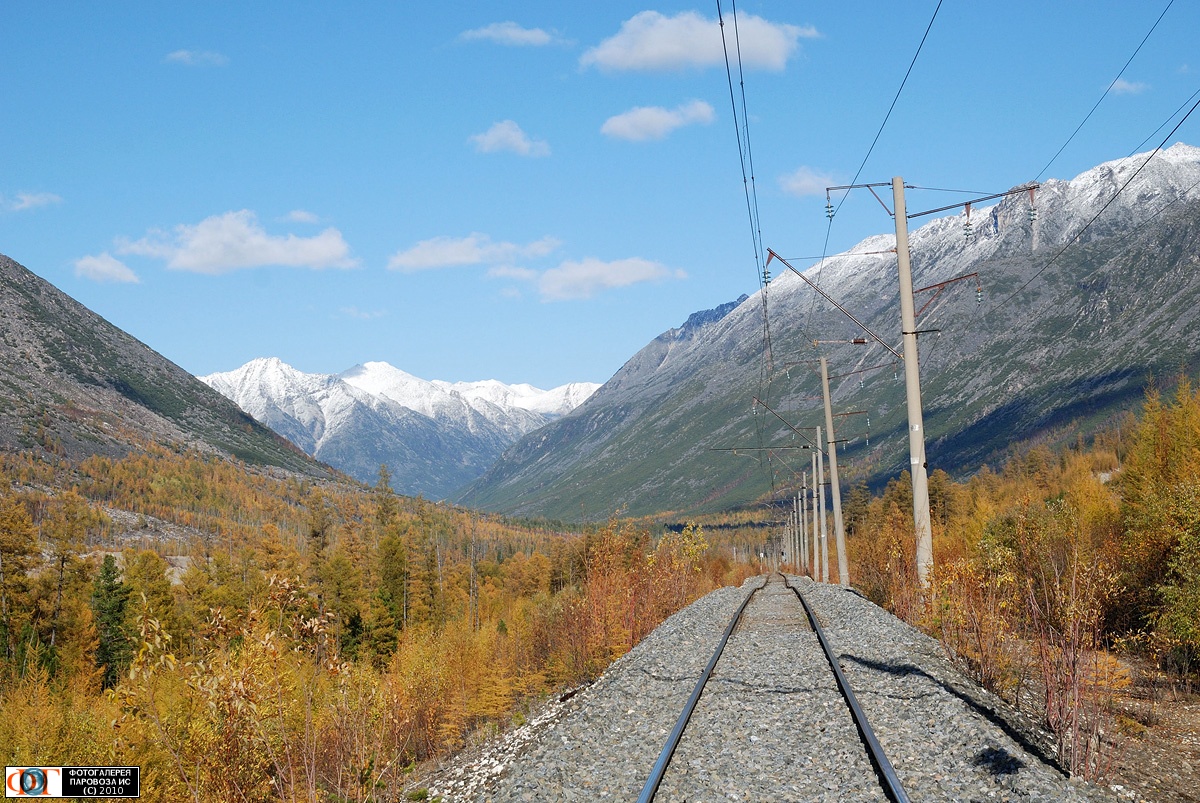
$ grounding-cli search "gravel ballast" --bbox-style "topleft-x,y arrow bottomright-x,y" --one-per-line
422,575 -> 1118,802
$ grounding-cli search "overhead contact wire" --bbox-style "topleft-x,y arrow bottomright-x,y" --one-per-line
989,92 -> 1200,317
804,0 -> 943,346
1035,0 -> 1175,182
719,0 -> 778,484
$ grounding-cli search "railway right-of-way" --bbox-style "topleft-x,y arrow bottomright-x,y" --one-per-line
423,575 -> 1119,802
643,573 -> 897,801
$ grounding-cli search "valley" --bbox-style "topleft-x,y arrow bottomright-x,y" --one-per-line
1,105 -> 1198,803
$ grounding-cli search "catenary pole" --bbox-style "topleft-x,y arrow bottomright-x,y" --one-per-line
892,177 -> 934,589
809,449 -> 818,579
799,480 -> 808,573
816,426 -> 829,583
791,497 -> 798,572
820,357 -> 850,587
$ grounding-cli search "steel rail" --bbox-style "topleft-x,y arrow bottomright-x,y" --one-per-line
635,575 -> 769,803
783,575 -> 912,803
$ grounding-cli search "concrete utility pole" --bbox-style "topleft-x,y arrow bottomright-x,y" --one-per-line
820,357 -> 850,587
816,426 -> 829,583
791,494 -> 800,572
800,478 -> 808,573
809,449 -> 818,579
892,177 -> 934,588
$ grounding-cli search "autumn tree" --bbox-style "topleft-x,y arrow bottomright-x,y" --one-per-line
42,491 -> 96,650
1116,381 -> 1200,634
0,494 -> 37,662
122,549 -> 179,643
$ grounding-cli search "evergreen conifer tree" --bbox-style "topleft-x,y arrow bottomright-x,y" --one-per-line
91,554 -> 132,689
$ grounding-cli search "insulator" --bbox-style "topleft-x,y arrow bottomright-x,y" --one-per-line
859,379 -> 865,389
963,219 -> 974,240
1028,206 -> 1038,223
976,286 -> 983,304
825,199 -> 835,220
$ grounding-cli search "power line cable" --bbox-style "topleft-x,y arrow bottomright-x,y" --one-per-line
717,0 -> 766,287
731,0 -> 765,281
804,0 -> 943,345
841,0 -> 944,198
1034,0 -> 1175,182
718,0 -> 777,485
988,91 -> 1200,317
1130,86 -> 1200,155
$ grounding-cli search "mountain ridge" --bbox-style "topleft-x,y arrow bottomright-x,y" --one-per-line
0,254 -> 323,475
201,358 -> 597,497
457,143 -> 1200,519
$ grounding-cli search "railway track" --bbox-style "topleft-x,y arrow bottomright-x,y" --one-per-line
637,572 -> 911,802
425,574 -> 1109,800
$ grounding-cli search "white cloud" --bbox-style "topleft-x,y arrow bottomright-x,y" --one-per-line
581,11 -> 816,72
487,266 -> 539,280
601,100 -> 715,141
469,120 -> 550,157
779,166 -> 835,197
74,253 -> 139,284
538,257 -> 685,301
165,49 -> 228,67
460,22 -> 556,46
1111,78 -> 1148,95
390,234 -> 559,271
285,209 -> 320,224
389,233 -> 559,272
117,210 -> 357,274
2,192 -> 62,212
339,306 -> 386,320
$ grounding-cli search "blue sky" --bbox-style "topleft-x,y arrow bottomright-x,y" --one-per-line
2,2 -> 1197,387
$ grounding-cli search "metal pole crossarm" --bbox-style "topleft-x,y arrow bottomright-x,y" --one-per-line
825,181 -> 913,217
709,445 -> 815,452
828,362 -> 900,380
765,249 -> 902,361
914,271 -> 979,295
826,182 -> 896,190
751,396 -> 822,450
906,183 -> 1039,220
914,271 -> 980,316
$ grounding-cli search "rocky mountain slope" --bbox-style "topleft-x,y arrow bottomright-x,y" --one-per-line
0,254 -> 322,475
458,143 -> 1200,519
201,358 -> 597,497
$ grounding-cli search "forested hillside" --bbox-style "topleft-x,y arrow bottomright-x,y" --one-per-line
0,444 -> 746,801
840,380 -> 1200,779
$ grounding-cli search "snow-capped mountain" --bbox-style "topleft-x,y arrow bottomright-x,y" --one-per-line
200,358 -> 598,497
460,143 -> 1200,519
